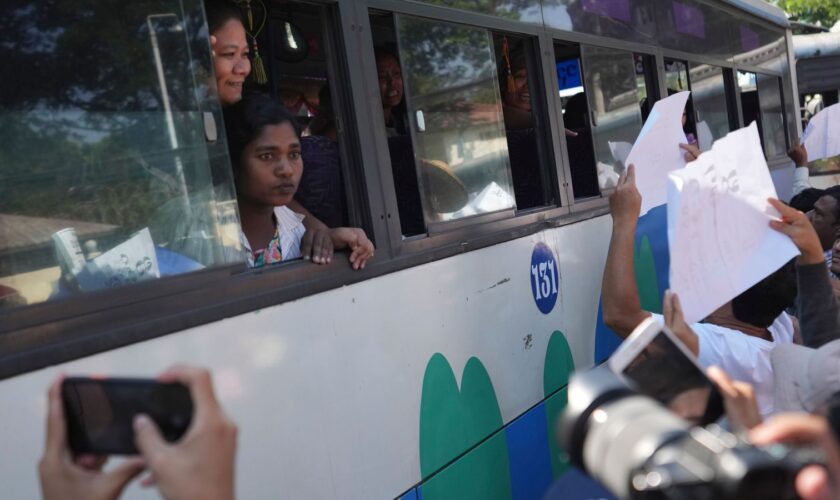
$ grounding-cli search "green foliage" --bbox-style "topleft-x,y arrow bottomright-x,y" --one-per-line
776,0 -> 840,27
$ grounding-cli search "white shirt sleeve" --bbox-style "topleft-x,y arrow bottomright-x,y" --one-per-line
791,166 -> 812,197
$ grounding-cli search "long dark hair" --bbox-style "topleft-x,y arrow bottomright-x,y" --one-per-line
223,93 -> 302,178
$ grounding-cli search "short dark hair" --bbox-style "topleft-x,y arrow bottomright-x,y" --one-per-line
731,259 -> 797,328
789,187 -> 825,213
824,186 -> 840,224
204,0 -> 244,35
223,93 -> 301,177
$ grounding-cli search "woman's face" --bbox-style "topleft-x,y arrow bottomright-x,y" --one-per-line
376,53 -> 403,110
213,19 -> 251,106
237,123 -> 303,208
503,67 -> 530,112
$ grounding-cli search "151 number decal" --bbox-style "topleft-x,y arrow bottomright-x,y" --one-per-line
530,242 -> 559,314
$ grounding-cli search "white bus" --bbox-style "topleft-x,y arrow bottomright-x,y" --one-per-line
0,0 -> 800,498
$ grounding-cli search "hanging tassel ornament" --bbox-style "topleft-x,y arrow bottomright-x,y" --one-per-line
502,36 -> 515,94
237,0 -> 268,85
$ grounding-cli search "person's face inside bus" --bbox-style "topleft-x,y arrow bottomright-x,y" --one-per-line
502,66 -> 530,112
213,19 -> 251,107
376,53 -> 403,112
237,122 -> 303,208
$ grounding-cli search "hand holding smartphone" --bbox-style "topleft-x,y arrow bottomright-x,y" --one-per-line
62,377 -> 193,455
608,317 -> 723,425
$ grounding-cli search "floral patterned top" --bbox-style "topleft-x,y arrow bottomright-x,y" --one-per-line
240,206 -> 306,268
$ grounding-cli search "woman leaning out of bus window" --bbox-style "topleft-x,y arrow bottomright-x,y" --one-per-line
224,94 -> 373,269
206,0 -> 350,264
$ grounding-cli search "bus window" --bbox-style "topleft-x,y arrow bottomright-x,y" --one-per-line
688,62 -> 731,150
493,33 -> 556,210
580,45 -> 646,191
0,1 -> 242,308
554,43 -> 598,200
665,58 -> 698,144
371,13 -> 517,234
636,53 -> 659,122
756,73 -> 787,158
258,1 -> 352,229
738,71 -> 760,130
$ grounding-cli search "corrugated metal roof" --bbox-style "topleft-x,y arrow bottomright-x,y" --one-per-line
722,0 -> 789,27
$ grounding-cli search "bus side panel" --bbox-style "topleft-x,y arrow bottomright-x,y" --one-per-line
0,216 -> 611,499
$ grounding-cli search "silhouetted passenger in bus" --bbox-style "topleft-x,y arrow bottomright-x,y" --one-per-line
223,94 -> 373,269
375,49 -> 408,137
563,92 -> 599,198
296,85 -> 348,228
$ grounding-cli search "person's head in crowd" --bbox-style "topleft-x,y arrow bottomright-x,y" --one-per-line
563,92 -> 588,130
225,94 -> 303,210
790,187 -> 825,214
807,188 -> 840,251
498,38 -> 529,113
39,366 -> 237,500
374,48 -> 403,127
308,85 -> 336,140
206,0 -> 250,106
731,259 -> 797,328
832,233 -> 840,276
772,339 -> 840,414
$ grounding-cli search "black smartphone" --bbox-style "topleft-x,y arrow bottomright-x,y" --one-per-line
62,377 -> 193,455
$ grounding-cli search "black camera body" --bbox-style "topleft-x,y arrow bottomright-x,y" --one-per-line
560,365 -> 813,500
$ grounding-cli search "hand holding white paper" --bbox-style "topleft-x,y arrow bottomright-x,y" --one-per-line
626,91 -> 690,216
802,102 -> 840,162
667,122 -> 799,324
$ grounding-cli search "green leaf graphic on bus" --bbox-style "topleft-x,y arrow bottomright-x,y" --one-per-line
543,331 -> 575,478
419,353 -> 512,500
635,235 -> 661,313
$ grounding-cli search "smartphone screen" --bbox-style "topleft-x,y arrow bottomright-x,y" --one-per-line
62,378 -> 193,455
620,330 -> 723,425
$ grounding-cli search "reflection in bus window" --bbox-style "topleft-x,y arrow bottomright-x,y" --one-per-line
554,42 -> 599,200
689,62 -> 730,150
494,34 -> 555,210
0,1 -> 242,308
756,73 -> 786,158
373,13 -> 518,234
580,45 -> 645,190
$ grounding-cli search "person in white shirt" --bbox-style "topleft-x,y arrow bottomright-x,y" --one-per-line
601,165 -> 799,418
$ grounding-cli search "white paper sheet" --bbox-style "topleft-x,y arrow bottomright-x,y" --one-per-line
802,102 -> 840,162
667,122 -> 799,324
626,91 -> 690,216
76,228 -> 160,291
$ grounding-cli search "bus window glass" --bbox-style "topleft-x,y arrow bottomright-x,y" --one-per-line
756,73 -> 786,158
415,0 -> 543,24
738,71 -> 760,130
494,34 -> 556,210
689,63 -> 730,150
555,43 -> 599,200
542,0 -> 657,44
0,1 -> 242,309
580,45 -> 645,190
391,15 -> 516,227
636,53 -> 659,122
655,0 -> 733,58
259,1 -> 352,229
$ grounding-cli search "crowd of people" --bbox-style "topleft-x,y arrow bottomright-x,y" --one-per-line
601,136 -> 840,498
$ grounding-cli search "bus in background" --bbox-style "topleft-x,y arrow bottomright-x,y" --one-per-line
0,0 -> 799,498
